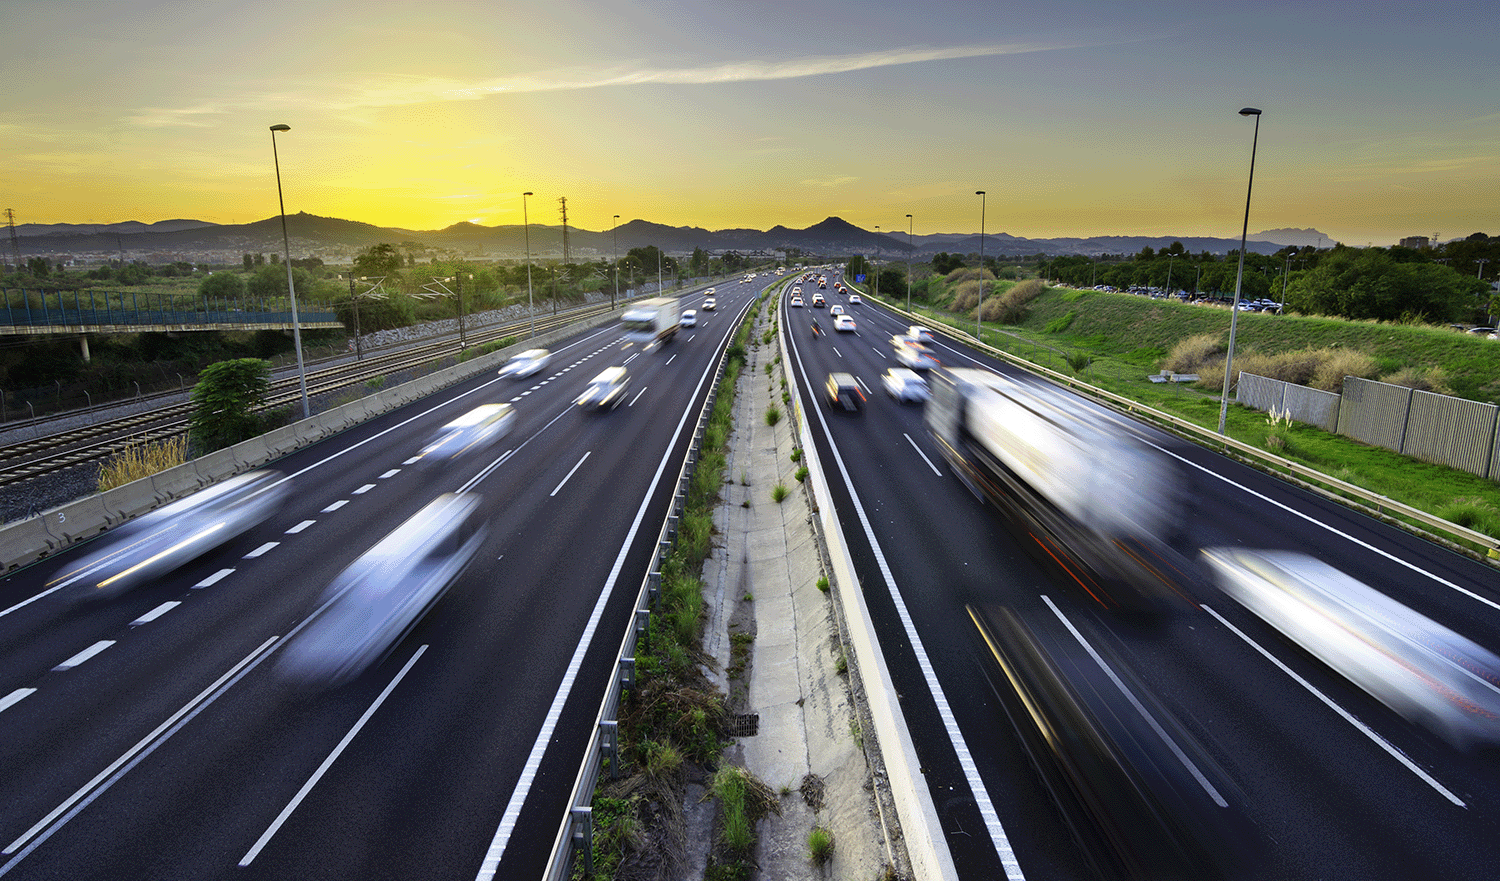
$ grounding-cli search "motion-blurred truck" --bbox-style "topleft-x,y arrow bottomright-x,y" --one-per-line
925,368 -> 1195,611
621,296 -> 680,346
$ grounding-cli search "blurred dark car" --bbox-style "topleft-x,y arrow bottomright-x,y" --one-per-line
49,470 -> 288,600
969,604 -> 1258,879
824,372 -> 864,411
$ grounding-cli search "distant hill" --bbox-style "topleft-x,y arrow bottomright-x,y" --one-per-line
9,213 -> 1327,262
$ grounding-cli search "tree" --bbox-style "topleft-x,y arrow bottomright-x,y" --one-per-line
189,358 -> 271,452
1286,246 -> 1486,322
354,243 -> 404,279
930,252 -> 965,274
246,263 -> 313,298
243,254 -> 255,270
198,271 -> 246,301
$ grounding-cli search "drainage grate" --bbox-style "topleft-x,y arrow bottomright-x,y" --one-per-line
726,713 -> 760,737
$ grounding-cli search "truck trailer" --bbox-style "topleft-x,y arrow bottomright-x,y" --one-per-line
620,296 -> 680,346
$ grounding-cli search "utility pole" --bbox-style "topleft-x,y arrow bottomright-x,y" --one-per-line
558,196 -> 570,265
4,209 -> 20,269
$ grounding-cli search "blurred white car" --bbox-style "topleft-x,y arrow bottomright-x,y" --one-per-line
892,336 -> 940,370
278,493 -> 487,688
881,367 -> 929,403
680,309 -> 698,327
848,293 -> 862,304
834,314 -> 856,332
49,470 -> 287,600
790,296 -> 804,307
702,297 -> 717,311
498,348 -> 551,378
417,403 -> 515,465
829,304 -> 845,316
577,366 -> 630,410
907,325 -> 935,343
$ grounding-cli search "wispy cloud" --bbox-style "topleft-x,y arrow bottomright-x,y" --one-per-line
802,175 -> 858,188
128,105 -> 228,128
336,42 -> 1083,109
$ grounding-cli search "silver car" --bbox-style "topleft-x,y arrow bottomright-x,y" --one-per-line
881,367 -> 930,403
417,403 -> 516,466
278,493 -> 487,688
49,470 -> 288,600
576,366 -> 630,410
498,348 -> 551,378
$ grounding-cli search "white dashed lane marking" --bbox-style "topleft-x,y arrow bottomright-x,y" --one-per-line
352,484 -> 376,495
243,543 -> 279,559
194,569 -> 235,589
321,500 -> 349,513
0,689 -> 35,714
53,641 -> 114,671
130,602 -> 180,626
284,521 -> 315,534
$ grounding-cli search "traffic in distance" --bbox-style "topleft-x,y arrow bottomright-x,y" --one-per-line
780,267 -> 1500,880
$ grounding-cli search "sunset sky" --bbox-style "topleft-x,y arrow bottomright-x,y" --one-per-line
3,1 -> 1495,246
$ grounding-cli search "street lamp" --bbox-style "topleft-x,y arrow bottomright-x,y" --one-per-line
976,190 -> 986,340
612,214 -> 620,309
874,225 -> 880,300
269,124 -> 309,419
523,192 -> 535,338
1218,107 -> 1263,436
905,214 -> 914,312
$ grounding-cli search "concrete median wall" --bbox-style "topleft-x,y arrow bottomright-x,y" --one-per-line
0,313 -> 617,574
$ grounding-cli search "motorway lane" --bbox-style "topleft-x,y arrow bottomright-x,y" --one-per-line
784,280 -> 1500,880
0,278 -> 771,879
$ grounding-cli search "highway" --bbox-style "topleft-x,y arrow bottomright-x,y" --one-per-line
782,273 -> 1500,880
0,276 -> 768,879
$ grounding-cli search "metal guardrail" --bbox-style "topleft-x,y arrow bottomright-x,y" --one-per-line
537,293 -> 753,880
857,288 -> 1500,562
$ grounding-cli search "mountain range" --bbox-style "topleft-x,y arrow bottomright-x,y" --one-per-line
8,214 -> 1331,263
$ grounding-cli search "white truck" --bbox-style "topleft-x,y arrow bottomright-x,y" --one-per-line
620,296 -> 680,346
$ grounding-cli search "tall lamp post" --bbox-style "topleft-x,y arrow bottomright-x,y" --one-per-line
874,225 -> 880,300
612,214 -> 620,309
523,192 -> 535,338
975,190 -> 987,340
1218,107 -> 1263,436
269,124 -> 309,419
905,214 -> 914,312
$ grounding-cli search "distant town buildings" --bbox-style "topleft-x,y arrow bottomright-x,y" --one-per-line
1399,235 -> 1431,250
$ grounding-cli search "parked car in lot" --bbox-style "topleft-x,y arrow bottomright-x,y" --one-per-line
881,367 -> 930,403
834,314 -> 857,332
680,309 -> 698,327
417,403 -> 516,466
497,348 -> 551,378
576,366 -> 631,410
825,372 -> 864,411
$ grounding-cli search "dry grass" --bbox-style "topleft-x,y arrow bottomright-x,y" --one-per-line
97,436 -> 189,492
1381,365 -> 1454,395
1162,333 -> 1225,374
1191,345 -> 1378,395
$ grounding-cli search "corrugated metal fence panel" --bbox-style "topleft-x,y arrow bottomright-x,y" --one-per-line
1236,373 -> 1284,412
1492,421 -> 1500,483
1400,390 -> 1499,478
1337,377 -> 1412,452
1282,383 -> 1342,433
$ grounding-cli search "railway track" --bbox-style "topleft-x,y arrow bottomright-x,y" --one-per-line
0,302 -> 619,490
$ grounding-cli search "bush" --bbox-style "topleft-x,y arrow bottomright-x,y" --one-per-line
1162,333 -> 1225,374
1382,365 -> 1453,395
771,484 -> 789,503
189,358 -> 272,453
795,465 -> 809,483
765,406 -> 782,426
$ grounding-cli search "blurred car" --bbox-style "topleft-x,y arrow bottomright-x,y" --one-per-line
907,325 -> 935,343
824,372 -> 864,411
1203,548 -> 1500,750
892,336 -> 939,370
829,304 -> 845,316
790,296 -> 804,307
497,348 -> 552,379
792,286 -> 802,295
969,604 -> 1258,879
834,314 -> 857,332
1467,326 -> 1496,336
881,367 -> 929,403
811,293 -> 826,307
278,493 -> 487,688
848,293 -> 862,304
576,366 -> 630,410
49,470 -> 288,600
680,309 -> 698,327
417,403 -> 515,466
702,297 -> 717,311
705,287 -> 716,295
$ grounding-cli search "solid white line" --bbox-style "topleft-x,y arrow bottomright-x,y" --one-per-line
284,520 -> 315,534
53,641 -> 114,671
623,352 -> 639,365
194,568 -> 234,589
1,636 -> 279,866
378,469 -> 400,479
0,586 -> 65,619
1042,595 -> 1227,807
904,433 -> 943,477
130,601 -> 180,626
321,500 -> 349,513
791,331 -> 1023,879
1202,603 -> 1464,806
352,484 -> 376,495
243,542 -> 278,559
239,646 -> 428,866
0,689 -> 35,714
628,386 -> 649,406
474,321 -> 726,880
549,452 -> 592,498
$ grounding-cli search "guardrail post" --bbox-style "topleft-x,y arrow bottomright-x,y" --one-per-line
619,657 -> 635,691
571,806 -> 594,874
666,514 -> 678,541
647,571 -> 661,607
600,720 -> 620,780
635,608 -> 651,653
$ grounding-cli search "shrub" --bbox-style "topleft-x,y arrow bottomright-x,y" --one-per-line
795,465 -> 809,483
816,576 -> 829,593
771,483 -> 789,503
1163,333 -> 1226,374
1382,365 -> 1453,395
189,358 -> 272,453
765,406 -> 782,426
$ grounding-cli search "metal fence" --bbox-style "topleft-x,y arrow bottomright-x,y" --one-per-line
1240,373 -> 1500,480
2,288 -> 336,329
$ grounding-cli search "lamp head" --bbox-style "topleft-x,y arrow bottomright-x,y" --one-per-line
523,191 -> 533,197
270,124 -> 290,132
976,190 -> 985,196
1239,107 -> 1262,117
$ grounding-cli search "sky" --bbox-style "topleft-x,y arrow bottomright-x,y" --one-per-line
2,1 -> 1496,247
